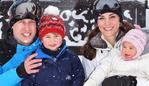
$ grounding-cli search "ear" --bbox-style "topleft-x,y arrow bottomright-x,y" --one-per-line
11,25 -> 13,28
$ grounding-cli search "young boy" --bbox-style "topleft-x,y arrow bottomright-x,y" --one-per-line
21,5 -> 85,86
84,28 -> 149,86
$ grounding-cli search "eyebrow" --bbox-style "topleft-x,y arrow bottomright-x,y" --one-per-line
99,13 -> 116,18
109,13 -> 116,16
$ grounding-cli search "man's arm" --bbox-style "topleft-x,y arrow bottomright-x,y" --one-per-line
0,68 -> 22,86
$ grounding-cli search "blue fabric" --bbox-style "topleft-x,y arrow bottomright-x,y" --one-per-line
22,42 -> 85,86
0,68 -> 22,86
0,66 -> 2,74
35,41 -> 67,60
2,38 -> 41,72
0,39 -> 41,86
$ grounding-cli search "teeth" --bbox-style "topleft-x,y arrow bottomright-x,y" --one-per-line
23,40 -> 29,43
105,28 -> 112,31
23,33 -> 30,37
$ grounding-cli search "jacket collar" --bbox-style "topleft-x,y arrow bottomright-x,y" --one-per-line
35,40 -> 67,60
16,38 -> 41,53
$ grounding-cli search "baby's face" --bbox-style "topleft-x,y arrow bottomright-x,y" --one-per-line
42,32 -> 63,51
121,41 -> 137,61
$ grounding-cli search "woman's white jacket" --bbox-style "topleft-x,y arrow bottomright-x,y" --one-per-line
83,49 -> 149,86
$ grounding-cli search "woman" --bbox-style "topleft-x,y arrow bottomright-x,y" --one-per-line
81,0 -> 148,86
81,0 -> 131,79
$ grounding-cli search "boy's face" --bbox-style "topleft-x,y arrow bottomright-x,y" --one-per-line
121,41 -> 137,61
42,32 -> 63,51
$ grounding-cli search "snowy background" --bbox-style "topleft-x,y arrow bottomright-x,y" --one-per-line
0,0 -> 149,54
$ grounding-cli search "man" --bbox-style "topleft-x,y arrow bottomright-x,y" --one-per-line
0,0 -> 42,86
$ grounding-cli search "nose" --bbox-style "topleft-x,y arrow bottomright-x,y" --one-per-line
24,22 -> 31,31
104,18 -> 110,26
124,48 -> 130,54
50,37 -> 57,43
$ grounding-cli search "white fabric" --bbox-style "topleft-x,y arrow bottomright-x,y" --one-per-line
83,49 -> 149,86
81,37 -> 117,80
136,77 -> 149,86
101,35 -> 113,49
81,48 -> 111,80
81,31 -> 149,86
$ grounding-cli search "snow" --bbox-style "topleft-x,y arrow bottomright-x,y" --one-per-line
146,9 -> 149,29
65,75 -> 71,80
65,36 -> 87,46
124,10 -> 133,20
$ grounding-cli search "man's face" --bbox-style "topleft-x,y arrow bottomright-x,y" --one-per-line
12,19 -> 37,46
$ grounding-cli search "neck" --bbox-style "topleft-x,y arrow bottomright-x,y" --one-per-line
104,36 -> 116,47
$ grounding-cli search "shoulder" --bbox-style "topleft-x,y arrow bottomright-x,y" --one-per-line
0,38 -> 16,48
0,39 -> 7,47
0,39 -> 16,66
64,48 -> 81,61
65,48 -> 78,57
0,39 -> 16,52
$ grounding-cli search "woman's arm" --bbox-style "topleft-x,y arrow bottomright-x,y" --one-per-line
83,49 -> 117,86
81,56 -> 98,81
83,55 -> 113,86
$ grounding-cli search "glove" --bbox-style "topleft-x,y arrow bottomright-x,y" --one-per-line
102,75 -> 137,86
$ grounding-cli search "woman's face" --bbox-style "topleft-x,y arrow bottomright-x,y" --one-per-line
97,12 -> 120,38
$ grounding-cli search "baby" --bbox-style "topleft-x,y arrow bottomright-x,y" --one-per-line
84,28 -> 149,86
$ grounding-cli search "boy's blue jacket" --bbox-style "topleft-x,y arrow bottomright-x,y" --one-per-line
0,38 -> 40,86
22,41 -> 85,86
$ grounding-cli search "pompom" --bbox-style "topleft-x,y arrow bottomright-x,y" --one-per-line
43,5 -> 60,16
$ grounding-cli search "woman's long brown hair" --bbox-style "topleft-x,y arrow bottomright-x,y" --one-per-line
81,21 -> 133,60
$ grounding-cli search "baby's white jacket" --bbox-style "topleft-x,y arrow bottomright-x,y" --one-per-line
83,49 -> 149,86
